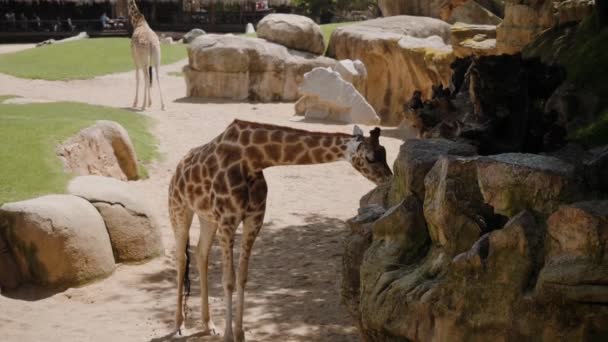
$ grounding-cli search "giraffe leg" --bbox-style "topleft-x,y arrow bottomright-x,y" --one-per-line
132,67 -> 140,108
196,216 -> 219,335
151,47 -> 166,110
217,223 -> 237,342
169,205 -> 194,335
235,210 -> 265,342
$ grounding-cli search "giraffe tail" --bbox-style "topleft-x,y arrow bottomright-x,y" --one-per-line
148,66 -> 153,88
182,237 -> 192,318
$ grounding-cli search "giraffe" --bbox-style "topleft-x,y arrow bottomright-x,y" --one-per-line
168,119 -> 393,342
126,0 -> 165,110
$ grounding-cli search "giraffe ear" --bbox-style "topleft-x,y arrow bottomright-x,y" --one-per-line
353,125 -> 364,137
370,127 -> 381,147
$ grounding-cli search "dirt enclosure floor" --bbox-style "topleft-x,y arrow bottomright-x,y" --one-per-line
0,48 -> 408,342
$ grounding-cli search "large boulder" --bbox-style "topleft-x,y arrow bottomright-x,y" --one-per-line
327,16 -> 454,125
57,120 -> 140,181
477,153 -> 583,217
0,195 -> 115,288
257,14 -> 325,55
184,34 -> 336,102
294,67 -> 380,125
68,176 -> 162,262
388,139 -> 477,205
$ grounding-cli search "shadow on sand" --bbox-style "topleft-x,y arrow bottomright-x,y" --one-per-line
142,214 -> 357,342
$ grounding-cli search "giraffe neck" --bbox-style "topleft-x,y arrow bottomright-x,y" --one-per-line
127,0 -> 146,27
222,120 -> 357,172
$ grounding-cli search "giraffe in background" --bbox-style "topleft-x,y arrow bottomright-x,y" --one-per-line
126,0 -> 165,110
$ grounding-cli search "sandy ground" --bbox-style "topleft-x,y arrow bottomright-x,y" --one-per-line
0,50 -> 410,342
0,43 -> 35,54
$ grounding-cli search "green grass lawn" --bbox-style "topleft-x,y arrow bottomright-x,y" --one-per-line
0,38 -> 187,81
0,99 -> 158,204
244,21 -> 354,53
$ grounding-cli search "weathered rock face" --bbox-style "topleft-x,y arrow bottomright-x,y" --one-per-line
496,0 -> 593,55
496,0 -> 555,55
257,14 -> 325,55
450,22 -> 498,57
0,195 -> 115,289
477,153 -> 583,217
343,137 -> 608,340
327,16 -> 454,125
0,234 -> 20,290
184,34 -> 336,102
57,120 -> 140,181
388,139 -> 477,205
537,201 -> 608,304
68,176 -> 163,263
379,0 -> 502,25
295,67 -> 380,125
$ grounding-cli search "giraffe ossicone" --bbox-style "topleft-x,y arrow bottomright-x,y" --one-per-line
168,119 -> 392,342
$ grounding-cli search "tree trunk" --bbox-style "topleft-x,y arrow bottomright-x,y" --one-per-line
598,0 -> 608,28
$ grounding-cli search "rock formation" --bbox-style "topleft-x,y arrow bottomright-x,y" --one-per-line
295,67 -> 380,125
0,195 -> 115,289
342,138 -> 608,340
257,13 -> 325,55
68,176 -> 163,262
332,59 -> 368,97
182,28 -> 205,44
379,0 -> 502,25
450,22 -> 498,57
403,54 -> 566,155
57,120 -> 140,181
327,16 -> 454,125
184,34 -> 336,102
497,0 -> 594,54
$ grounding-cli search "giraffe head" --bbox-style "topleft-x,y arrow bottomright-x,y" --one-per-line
346,126 -> 393,185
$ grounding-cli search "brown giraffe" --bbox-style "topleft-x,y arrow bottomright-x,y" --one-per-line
168,119 -> 392,342
126,0 -> 165,110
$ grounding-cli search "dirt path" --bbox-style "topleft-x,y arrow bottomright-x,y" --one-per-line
0,57 -> 408,342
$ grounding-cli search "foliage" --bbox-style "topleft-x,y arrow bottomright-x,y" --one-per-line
524,10 -> 608,146
0,100 -> 158,204
0,38 -> 187,81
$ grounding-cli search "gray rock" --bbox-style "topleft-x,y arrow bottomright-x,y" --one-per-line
257,14 -> 325,55
183,28 -> 206,44
477,153 -> 583,217
68,176 -> 163,262
184,34 -> 336,102
0,195 -> 115,288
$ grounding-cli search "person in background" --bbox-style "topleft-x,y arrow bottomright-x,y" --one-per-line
67,17 -> 75,31
19,13 -> 27,31
100,12 -> 112,29
33,13 -> 41,31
